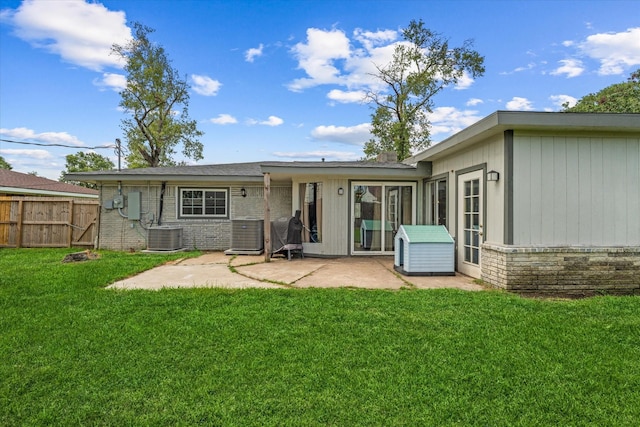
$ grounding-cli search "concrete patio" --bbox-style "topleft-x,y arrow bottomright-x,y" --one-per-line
108,251 -> 484,291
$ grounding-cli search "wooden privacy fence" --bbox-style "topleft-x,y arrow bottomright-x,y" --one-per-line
0,196 -> 99,248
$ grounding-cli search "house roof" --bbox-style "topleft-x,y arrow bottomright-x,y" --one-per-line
0,169 -> 99,198
64,160 -> 427,183
405,111 -> 640,163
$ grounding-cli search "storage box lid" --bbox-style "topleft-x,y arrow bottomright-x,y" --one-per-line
398,225 -> 454,243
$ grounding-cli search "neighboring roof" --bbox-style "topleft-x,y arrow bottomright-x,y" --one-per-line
0,169 -> 99,198
405,111 -> 640,163
399,225 -> 454,243
64,160 -> 427,183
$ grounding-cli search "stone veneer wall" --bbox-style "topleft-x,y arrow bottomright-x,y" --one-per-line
482,243 -> 640,295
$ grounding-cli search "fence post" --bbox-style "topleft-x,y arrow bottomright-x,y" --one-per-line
16,200 -> 23,248
67,199 -> 74,247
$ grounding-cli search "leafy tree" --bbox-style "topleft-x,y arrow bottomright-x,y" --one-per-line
0,155 -> 11,170
564,68 -> 640,113
60,152 -> 115,189
112,22 -> 203,168
364,19 -> 485,160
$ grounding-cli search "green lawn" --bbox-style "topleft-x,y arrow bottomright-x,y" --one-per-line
1,248 -> 639,426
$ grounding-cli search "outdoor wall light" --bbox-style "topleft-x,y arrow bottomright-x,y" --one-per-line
240,188 -> 247,197
487,170 -> 500,182
338,187 -> 344,195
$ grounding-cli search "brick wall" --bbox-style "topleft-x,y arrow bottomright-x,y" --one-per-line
482,243 -> 640,295
98,184 -> 291,251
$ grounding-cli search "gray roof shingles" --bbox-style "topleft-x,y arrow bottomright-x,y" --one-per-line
0,169 -> 99,196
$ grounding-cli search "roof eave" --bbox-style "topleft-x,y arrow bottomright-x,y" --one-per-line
63,173 -> 265,183
260,164 -> 427,179
405,111 -> 640,164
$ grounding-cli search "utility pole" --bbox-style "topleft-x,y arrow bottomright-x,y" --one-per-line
115,138 -> 122,171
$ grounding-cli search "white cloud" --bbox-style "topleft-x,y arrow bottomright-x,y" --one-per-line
310,123 -> 372,146
579,27 -> 640,75
191,74 -> 222,96
0,148 -> 64,179
466,98 -> 483,106
549,94 -> 578,109
500,63 -> 537,75
327,89 -> 366,104
4,0 -> 131,71
551,59 -> 584,78
209,114 -> 237,125
453,72 -> 475,90
428,107 -> 483,137
247,116 -> 284,126
342,42 -> 397,91
288,28 -> 352,91
93,72 -> 126,91
287,25 -> 481,94
0,148 -> 53,160
263,116 -> 284,126
245,43 -> 264,62
0,127 -> 84,146
271,150 -> 360,161
288,26 -> 403,93
353,28 -> 398,51
505,97 -> 534,111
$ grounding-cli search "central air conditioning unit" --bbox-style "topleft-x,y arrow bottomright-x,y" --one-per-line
147,226 -> 183,251
228,219 -> 263,253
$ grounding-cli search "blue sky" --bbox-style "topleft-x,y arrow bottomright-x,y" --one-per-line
1,0 -> 639,179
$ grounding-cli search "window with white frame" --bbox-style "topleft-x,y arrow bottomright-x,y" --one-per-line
179,188 -> 228,218
426,178 -> 447,228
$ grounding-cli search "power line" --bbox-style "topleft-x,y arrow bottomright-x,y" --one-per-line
0,138 -> 115,149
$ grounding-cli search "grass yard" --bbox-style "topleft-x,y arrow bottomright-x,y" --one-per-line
1,248 -> 639,426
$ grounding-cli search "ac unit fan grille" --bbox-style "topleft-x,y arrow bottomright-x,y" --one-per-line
148,227 -> 183,251
231,220 -> 263,250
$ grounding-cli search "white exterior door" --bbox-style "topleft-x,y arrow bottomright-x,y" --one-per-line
457,170 -> 483,278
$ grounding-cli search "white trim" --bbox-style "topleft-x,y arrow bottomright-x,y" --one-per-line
0,186 -> 98,198
177,187 -> 229,218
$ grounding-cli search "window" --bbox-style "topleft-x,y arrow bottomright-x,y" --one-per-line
352,182 -> 416,254
427,178 -> 447,227
179,188 -> 228,218
299,183 -> 322,242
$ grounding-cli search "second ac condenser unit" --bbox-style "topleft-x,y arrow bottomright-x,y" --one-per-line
230,220 -> 263,251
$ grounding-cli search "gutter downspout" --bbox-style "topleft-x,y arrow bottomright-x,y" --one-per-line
157,182 -> 166,226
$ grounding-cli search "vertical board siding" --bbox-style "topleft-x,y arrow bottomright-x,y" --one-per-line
577,139 -> 593,243
513,134 -> 640,246
0,197 -> 98,247
628,140 -> 640,242
292,177 -> 349,256
430,134 -> 505,244
590,139 -> 605,244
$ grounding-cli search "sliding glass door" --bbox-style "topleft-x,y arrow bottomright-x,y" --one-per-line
351,182 -> 416,254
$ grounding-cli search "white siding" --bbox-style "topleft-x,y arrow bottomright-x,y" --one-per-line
292,177 -> 350,256
513,134 -> 640,246
429,133 -> 505,244
407,243 -> 454,273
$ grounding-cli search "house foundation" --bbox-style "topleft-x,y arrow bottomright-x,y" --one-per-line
482,244 -> 640,296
